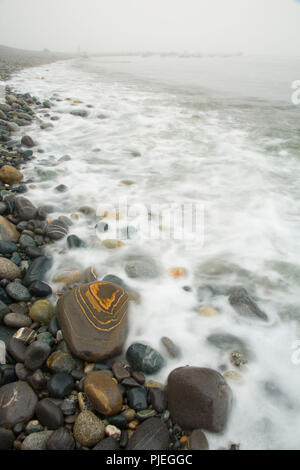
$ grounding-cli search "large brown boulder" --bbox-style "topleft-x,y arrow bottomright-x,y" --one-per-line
56,281 -> 129,362
167,366 -> 232,433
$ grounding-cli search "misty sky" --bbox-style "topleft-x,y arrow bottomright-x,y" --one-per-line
0,0 -> 300,55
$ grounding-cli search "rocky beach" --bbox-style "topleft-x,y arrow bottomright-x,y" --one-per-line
0,48 -> 236,451
0,44 -> 300,452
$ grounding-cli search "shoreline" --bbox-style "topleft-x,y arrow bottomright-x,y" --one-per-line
0,59 -> 237,452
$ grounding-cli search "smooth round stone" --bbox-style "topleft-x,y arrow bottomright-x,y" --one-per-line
160,337 -> 181,358
84,371 -> 123,416
5,282 -> 31,302
35,398 -> 64,429
37,331 -> 55,347
46,351 -> 77,374
70,109 -> 88,118
25,420 -> 44,434
14,197 -> 37,221
21,136 -> 35,148
167,367 -> 232,433
127,387 -> 148,411
22,430 -> 53,450
93,436 -> 120,450
67,234 -> 85,249
0,240 -> 18,255
124,256 -> 160,279
73,411 -> 105,448
131,370 -> 145,385
126,343 -> 165,375
23,256 -> 53,286
127,417 -> 170,450
112,361 -> 131,382
24,341 -> 51,370
0,257 -> 20,280
187,429 -> 209,450
107,414 -> 127,429
206,332 -> 251,359
228,286 -> 268,321
45,219 -> 69,240
7,337 -> 27,362
148,387 -> 167,413
4,312 -> 31,328
47,372 -> 74,398
56,281 -> 129,362
0,165 -> 23,185
29,299 -> 54,324
101,239 -> 124,249
46,427 -> 75,450
0,216 -> 20,243
19,233 -> 36,249
0,426 -> 14,450
28,280 -> 52,298
0,381 -> 38,428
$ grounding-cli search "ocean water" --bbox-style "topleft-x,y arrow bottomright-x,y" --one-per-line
6,54 -> 300,449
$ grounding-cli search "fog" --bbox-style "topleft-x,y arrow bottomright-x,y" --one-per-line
0,0 -> 300,55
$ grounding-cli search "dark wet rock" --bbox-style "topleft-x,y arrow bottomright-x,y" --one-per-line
124,256 -> 160,279
121,377 -> 141,388
14,197 -> 37,221
160,336 -> 181,358
148,387 -> 167,413
55,184 -> 68,193
5,282 -> 31,302
56,281 -> 129,362
21,136 -> 35,148
19,233 -> 36,249
7,337 -> 27,362
167,366 -> 232,432
22,430 -> 53,450
0,240 -> 18,255
84,371 -> 123,416
73,410 -> 105,448
0,426 -> 14,450
131,370 -> 145,385
127,387 -> 148,411
35,398 -> 64,429
67,234 -> 85,249
112,360 -> 131,382
15,363 -> 30,380
126,343 -> 165,374
47,372 -> 74,398
107,414 -> 127,429
46,427 -> 75,450
187,429 -> 209,450
23,255 -> 53,286
46,351 -> 77,374
45,219 -> 69,240
70,109 -> 88,118
0,364 -> 17,386
48,316 -> 60,336
0,380 -> 38,428
24,340 -> 51,370
29,299 -> 54,324
127,417 -> 170,450
206,332 -> 252,359
4,312 -> 31,328
93,436 -> 120,450
27,369 -> 47,390
228,287 -> 268,321
29,280 -> 52,298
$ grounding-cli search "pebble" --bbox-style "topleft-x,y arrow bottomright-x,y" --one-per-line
0,216 -> 20,243
24,340 -> 51,370
112,361 -> 131,382
5,282 -> 31,302
0,380 -> 38,428
28,280 -> 52,298
84,371 -> 123,416
46,350 -> 77,374
45,219 -> 69,240
14,196 -> 37,221
22,431 -> 53,450
126,343 -> 165,374
127,387 -> 148,411
27,369 -> 47,390
199,306 -> 219,317
0,257 -> 20,280
73,411 -> 105,448
0,165 -> 23,185
228,286 -> 268,321
7,337 -> 27,362
148,387 -> 167,413
126,417 -> 170,450
29,299 -> 54,324
46,427 -> 75,450
47,372 -> 74,398
21,136 -> 35,148
35,398 -> 64,429
160,336 -> 181,358
4,312 -> 31,328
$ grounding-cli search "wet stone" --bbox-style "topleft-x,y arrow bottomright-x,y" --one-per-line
23,255 -> 53,286
4,312 -> 31,328
160,336 -> 181,358
7,337 -> 27,363
29,299 -> 54,324
46,427 -> 75,450
14,197 -> 37,221
24,340 -> 51,370
0,380 -> 38,428
228,287 -> 268,322
127,387 -> 148,411
5,282 -> 31,302
112,360 -> 131,382
27,369 -> 47,390
93,436 -> 120,450
73,410 -> 105,448
46,350 -> 77,374
22,430 -> 53,450
0,257 -> 21,280
84,371 -> 123,416
47,372 -> 74,398
45,219 -> 69,240
126,417 -> 170,450
148,387 -> 167,413
126,343 -> 165,375
35,398 -> 64,430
